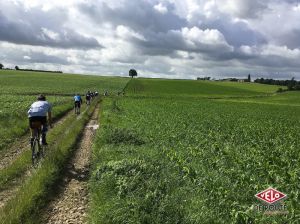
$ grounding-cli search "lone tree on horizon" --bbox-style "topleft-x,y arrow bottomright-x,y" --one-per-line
15,65 -> 19,70
0,63 -> 3,69
129,69 -> 137,78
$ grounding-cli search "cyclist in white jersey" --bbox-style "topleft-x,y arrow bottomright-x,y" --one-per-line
28,94 -> 52,145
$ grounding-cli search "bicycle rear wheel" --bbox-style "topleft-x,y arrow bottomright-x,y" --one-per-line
31,138 -> 40,166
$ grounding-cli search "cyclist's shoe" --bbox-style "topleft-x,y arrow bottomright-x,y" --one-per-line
41,134 -> 48,145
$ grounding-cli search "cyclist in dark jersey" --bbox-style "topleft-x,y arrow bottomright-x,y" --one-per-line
86,91 -> 91,105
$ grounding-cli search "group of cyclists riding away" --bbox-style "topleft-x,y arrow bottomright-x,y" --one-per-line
74,90 -> 98,114
27,91 -> 99,151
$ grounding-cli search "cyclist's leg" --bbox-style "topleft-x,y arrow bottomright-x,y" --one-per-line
41,117 -> 48,145
78,101 -> 81,113
29,118 -> 35,147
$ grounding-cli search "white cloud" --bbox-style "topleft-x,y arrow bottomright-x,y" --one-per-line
261,45 -> 300,58
116,25 -> 146,41
182,27 -> 228,46
41,28 -> 60,41
154,3 -> 168,14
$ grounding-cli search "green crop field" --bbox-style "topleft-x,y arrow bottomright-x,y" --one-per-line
0,70 -> 128,95
90,78 -> 300,223
125,78 -> 282,98
0,70 -> 128,152
0,71 -> 299,223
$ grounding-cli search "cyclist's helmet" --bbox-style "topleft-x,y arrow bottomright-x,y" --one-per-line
37,94 -> 46,101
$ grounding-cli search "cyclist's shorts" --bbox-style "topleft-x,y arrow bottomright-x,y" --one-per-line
29,116 -> 47,129
75,101 -> 81,108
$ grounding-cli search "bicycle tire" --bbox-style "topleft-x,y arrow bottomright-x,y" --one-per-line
32,138 -> 39,166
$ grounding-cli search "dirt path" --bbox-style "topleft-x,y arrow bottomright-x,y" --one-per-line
42,104 -> 99,224
0,109 -> 73,170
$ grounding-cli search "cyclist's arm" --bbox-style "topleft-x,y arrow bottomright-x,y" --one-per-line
48,103 -> 52,127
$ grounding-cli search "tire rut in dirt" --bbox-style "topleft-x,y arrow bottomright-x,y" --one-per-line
42,105 -> 99,224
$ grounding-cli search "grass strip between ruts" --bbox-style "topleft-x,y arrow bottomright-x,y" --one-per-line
0,98 -> 100,224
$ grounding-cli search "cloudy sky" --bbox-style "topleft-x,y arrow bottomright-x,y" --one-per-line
1,0 -> 300,79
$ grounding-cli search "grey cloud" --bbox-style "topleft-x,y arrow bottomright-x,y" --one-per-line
232,0 -> 268,19
0,5 -> 101,49
187,11 -> 267,47
79,1 -> 186,33
276,29 -> 300,49
205,20 -> 266,47
24,52 -> 70,65
130,29 -> 233,60
0,46 -> 69,65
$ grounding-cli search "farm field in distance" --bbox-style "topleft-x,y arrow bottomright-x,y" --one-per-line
0,70 -> 299,223
90,78 -> 300,223
125,78 -> 282,98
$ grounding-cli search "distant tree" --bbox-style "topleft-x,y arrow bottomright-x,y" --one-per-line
277,88 -> 284,93
129,69 -> 137,78
294,84 -> 300,91
287,77 -> 297,90
15,66 -> 19,70
247,74 -> 251,82
0,63 -> 3,69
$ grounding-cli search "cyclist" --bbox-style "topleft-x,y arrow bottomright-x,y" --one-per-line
28,94 -> 52,146
74,93 -> 82,113
86,91 -> 91,105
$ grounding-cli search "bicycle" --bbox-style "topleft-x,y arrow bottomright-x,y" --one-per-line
30,121 -> 45,166
86,98 -> 91,106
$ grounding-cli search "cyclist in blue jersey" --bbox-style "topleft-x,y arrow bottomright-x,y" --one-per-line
74,93 -> 83,114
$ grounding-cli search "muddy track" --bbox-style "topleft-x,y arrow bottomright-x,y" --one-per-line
42,104 -> 99,224
0,109 -> 73,170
